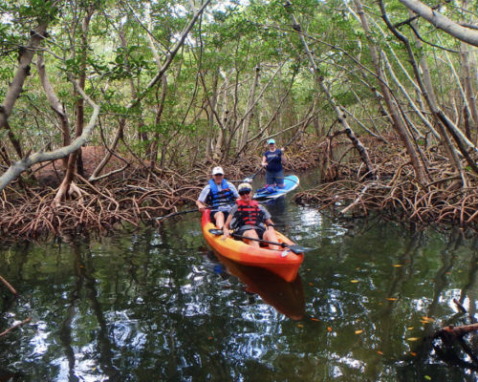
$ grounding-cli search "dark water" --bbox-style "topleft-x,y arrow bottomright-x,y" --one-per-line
1,174 -> 478,381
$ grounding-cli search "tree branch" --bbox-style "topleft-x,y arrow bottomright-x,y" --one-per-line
399,0 -> 478,47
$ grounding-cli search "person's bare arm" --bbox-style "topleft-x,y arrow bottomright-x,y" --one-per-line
281,148 -> 287,164
196,199 -> 207,212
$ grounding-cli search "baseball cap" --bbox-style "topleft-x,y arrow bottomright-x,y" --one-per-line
212,166 -> 224,175
267,138 -> 276,145
238,183 -> 253,193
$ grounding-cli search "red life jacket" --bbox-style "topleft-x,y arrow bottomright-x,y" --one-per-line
234,199 -> 264,227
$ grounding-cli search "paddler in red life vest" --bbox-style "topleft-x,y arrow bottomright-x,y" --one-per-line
196,166 -> 239,230
222,183 -> 280,250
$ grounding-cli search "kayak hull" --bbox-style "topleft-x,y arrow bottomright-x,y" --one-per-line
201,210 -> 303,282
253,175 -> 299,200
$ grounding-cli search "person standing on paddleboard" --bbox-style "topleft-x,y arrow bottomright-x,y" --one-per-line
261,139 -> 287,189
196,166 -> 239,230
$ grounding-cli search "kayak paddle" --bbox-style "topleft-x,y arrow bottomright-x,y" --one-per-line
243,168 -> 263,183
156,204 -> 215,221
208,229 -> 313,254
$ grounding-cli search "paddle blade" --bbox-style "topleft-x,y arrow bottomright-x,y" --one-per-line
286,245 -> 315,254
243,177 -> 253,183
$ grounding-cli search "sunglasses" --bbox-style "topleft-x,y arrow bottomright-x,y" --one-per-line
239,190 -> 251,195
213,174 -> 223,176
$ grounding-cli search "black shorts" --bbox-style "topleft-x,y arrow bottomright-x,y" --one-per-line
236,226 -> 265,240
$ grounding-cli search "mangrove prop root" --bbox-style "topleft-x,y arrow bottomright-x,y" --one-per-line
0,155 -> 313,239
6,138 -> 478,237
0,274 -> 18,295
294,139 -> 478,232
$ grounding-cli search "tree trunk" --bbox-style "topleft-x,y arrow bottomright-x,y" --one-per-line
459,10 -> 478,141
215,69 -> 231,159
398,0 -> 478,47
0,22 -> 49,154
355,0 -> 429,184
381,1 -> 478,182
286,3 -> 376,179
53,7 -> 94,204
119,25 -> 148,145
239,64 -> 260,152
90,0 -> 212,180
208,68 -> 219,161
37,52 -> 71,169
0,79 -> 101,192
150,75 -> 168,169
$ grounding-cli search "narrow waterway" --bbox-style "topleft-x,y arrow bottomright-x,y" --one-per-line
1,173 -> 478,381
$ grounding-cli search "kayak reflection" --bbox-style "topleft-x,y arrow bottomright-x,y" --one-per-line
213,251 -> 305,320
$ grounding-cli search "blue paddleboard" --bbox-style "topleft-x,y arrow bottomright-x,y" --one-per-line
253,175 -> 299,200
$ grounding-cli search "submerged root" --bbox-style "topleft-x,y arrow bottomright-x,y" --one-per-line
295,141 -> 478,232
295,173 -> 478,230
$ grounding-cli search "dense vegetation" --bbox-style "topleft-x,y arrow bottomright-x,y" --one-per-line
2,0 -> 478,237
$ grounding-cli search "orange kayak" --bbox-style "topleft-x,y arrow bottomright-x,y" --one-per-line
201,210 -> 303,282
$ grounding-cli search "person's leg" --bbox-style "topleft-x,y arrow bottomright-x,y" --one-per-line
210,210 -> 217,224
263,229 -> 280,250
265,171 -> 275,188
275,170 -> 285,188
213,211 -> 225,229
241,229 -> 260,248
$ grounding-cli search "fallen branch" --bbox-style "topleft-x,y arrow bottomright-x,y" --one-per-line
453,298 -> 468,314
0,317 -> 31,338
434,323 -> 478,344
0,274 -> 18,295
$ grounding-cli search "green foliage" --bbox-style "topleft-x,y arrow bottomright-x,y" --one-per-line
0,0 -> 475,174
140,121 -> 197,137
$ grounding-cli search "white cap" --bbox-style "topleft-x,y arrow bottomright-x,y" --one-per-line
212,166 -> 224,175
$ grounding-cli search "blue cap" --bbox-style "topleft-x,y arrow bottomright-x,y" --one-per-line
267,139 -> 276,145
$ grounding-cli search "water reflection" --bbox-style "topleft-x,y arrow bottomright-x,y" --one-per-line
213,252 -> 305,320
4,186 -> 478,380
0,367 -> 20,381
